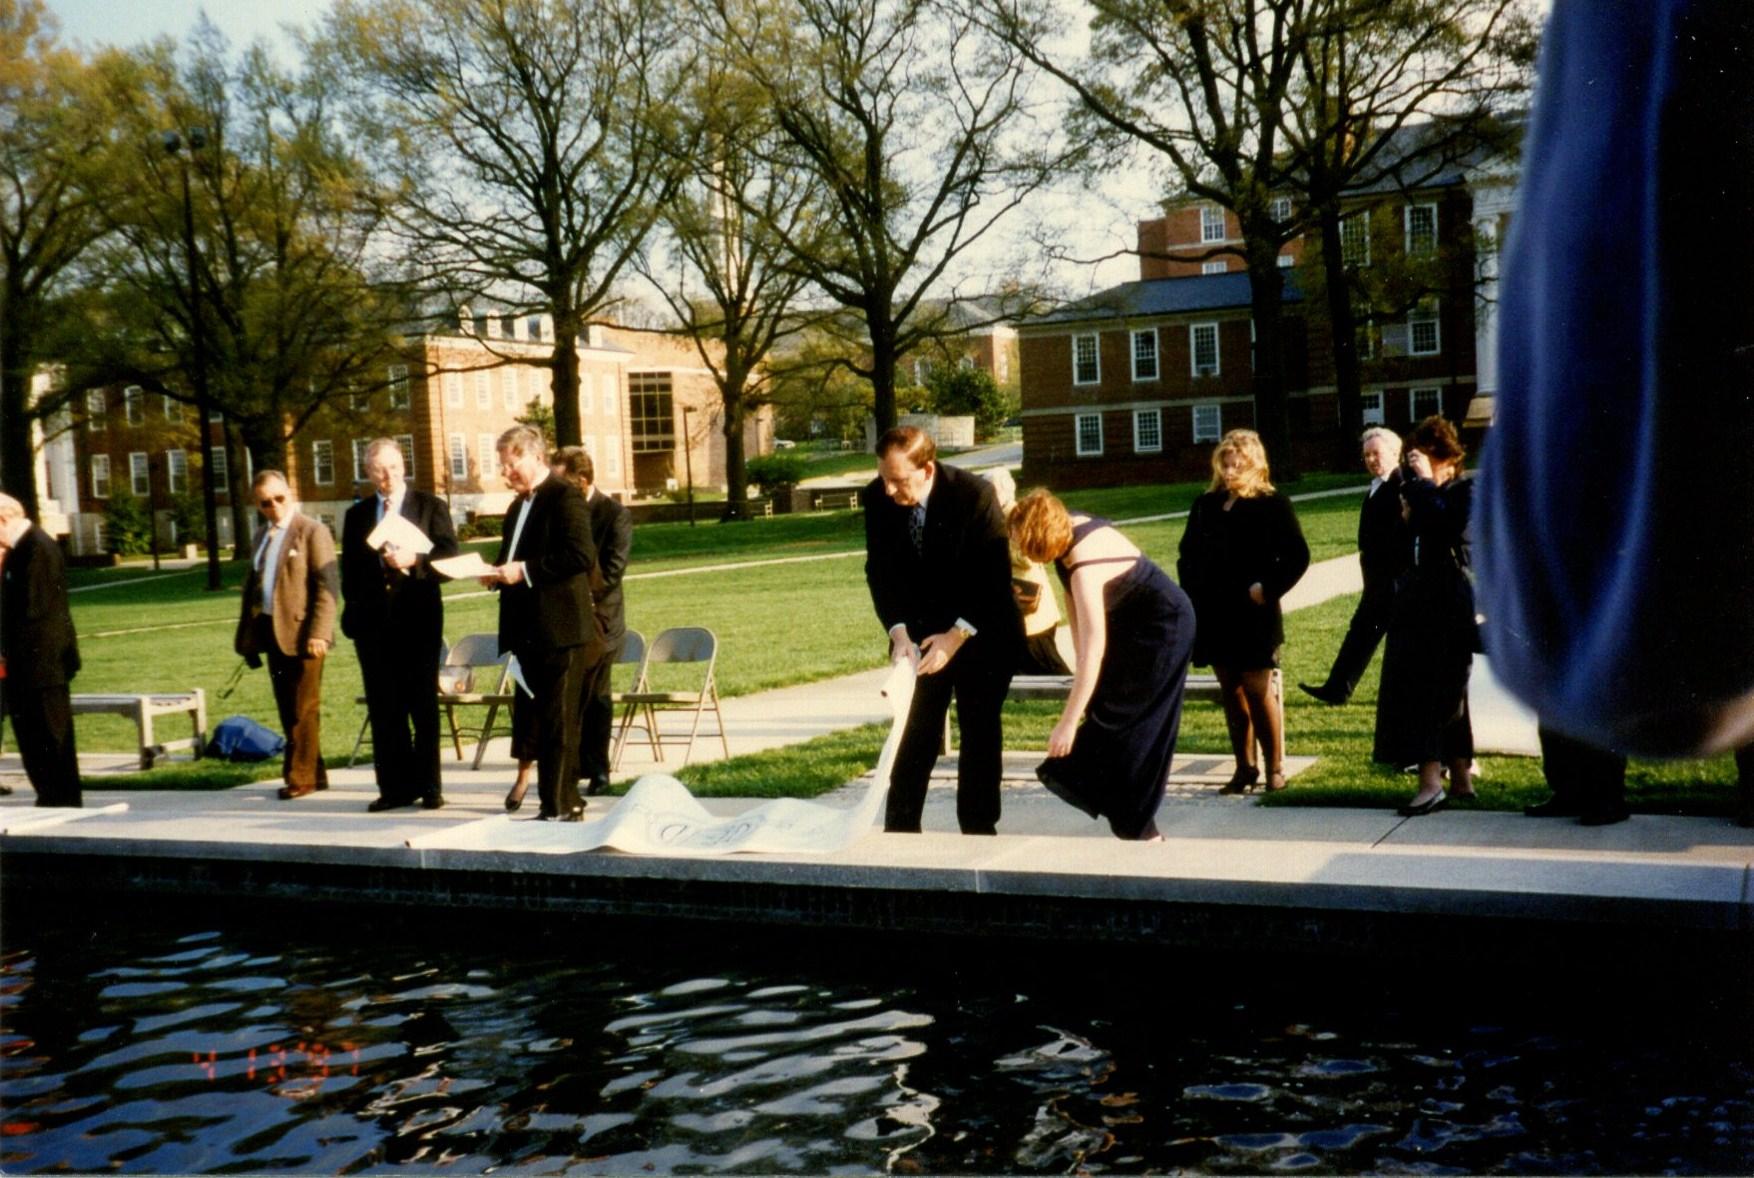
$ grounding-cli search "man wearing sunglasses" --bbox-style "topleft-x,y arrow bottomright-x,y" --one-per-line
235,469 -> 339,800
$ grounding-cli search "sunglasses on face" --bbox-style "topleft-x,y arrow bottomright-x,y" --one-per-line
258,494 -> 287,508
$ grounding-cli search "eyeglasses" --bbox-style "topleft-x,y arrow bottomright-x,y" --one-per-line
258,494 -> 287,508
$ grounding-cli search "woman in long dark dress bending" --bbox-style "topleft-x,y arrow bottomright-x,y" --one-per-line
1177,430 -> 1310,794
1010,489 -> 1196,841
1374,415 -> 1477,816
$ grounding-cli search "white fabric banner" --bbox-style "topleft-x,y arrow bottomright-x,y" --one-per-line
407,661 -> 914,856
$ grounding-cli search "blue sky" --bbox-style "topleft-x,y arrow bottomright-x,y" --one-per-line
47,0 -> 332,54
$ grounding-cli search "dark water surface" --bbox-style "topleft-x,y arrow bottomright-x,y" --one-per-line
2,904 -> 1752,1175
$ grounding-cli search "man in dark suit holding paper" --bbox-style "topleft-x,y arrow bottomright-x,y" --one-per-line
341,437 -> 459,812
861,426 -> 1022,834
481,425 -> 599,821
0,493 -> 82,808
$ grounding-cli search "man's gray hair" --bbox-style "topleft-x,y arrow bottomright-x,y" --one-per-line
364,437 -> 404,467
1360,426 -> 1402,453
0,492 -> 23,523
497,425 -> 546,462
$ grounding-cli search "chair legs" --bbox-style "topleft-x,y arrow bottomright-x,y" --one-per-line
348,713 -> 371,767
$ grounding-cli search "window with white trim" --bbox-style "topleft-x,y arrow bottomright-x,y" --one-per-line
580,371 -> 595,415
90,454 -> 111,497
1133,408 -> 1162,453
1190,323 -> 1220,377
1360,390 -> 1385,425
129,451 -> 149,495
210,445 -> 228,485
166,449 -> 187,493
475,370 -> 492,409
1200,205 -> 1226,243
1404,203 -> 1438,256
1202,260 -> 1227,275
351,439 -> 368,480
311,439 -> 335,485
387,364 -> 410,410
449,433 -> 468,480
1072,334 -> 1100,385
1409,298 -> 1441,355
445,372 -> 463,408
86,390 -> 104,431
604,433 -> 621,476
502,368 -> 519,412
1192,403 -> 1222,443
1410,387 -> 1442,419
479,434 -> 498,481
396,434 -> 416,480
912,357 -> 929,386
602,377 -> 616,416
1340,213 -> 1370,266
1270,196 -> 1292,224
1131,329 -> 1159,381
163,394 -> 182,423
1074,412 -> 1103,456
349,385 -> 368,412
124,386 -> 143,425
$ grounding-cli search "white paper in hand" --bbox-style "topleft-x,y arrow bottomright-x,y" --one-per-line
431,552 -> 498,580
365,511 -> 434,555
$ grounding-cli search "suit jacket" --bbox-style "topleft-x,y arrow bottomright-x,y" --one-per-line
235,512 -> 339,660
0,524 -> 80,688
585,489 -> 632,646
1358,471 -> 1415,588
339,487 -> 460,644
495,474 -> 600,657
861,461 -> 1022,659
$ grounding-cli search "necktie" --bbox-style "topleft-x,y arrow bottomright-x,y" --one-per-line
909,504 -> 926,556
378,495 -> 390,522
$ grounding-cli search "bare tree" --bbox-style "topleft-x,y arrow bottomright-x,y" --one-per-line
321,0 -> 696,447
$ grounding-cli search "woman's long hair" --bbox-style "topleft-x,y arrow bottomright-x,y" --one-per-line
1207,429 -> 1275,498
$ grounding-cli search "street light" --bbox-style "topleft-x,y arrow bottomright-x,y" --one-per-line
162,128 -> 223,593
680,404 -> 696,527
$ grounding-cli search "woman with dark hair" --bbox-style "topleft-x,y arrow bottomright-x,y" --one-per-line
1010,489 -> 1195,840
1375,415 -> 1478,816
1177,429 -> 1310,794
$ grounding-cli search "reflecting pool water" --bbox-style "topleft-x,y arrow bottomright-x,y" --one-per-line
1,905 -> 1751,1174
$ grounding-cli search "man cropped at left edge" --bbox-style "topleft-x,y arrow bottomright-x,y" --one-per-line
236,470 -> 339,800
0,493 -> 82,807
341,437 -> 459,813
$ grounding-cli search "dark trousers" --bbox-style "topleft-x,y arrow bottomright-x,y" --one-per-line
576,643 -> 616,787
885,645 -> 1013,834
356,631 -> 442,802
1537,725 -> 1626,806
1321,576 -> 1395,698
515,642 -> 586,817
7,680 -> 82,808
258,616 -> 328,790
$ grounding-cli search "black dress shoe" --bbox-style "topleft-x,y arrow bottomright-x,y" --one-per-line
1578,801 -> 1630,826
559,805 -> 586,822
421,792 -> 444,811
1524,796 -> 1583,818
1298,681 -> 1348,706
1397,793 -> 1448,817
584,777 -> 610,797
368,797 -> 413,812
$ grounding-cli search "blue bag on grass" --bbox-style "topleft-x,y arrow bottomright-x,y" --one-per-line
210,715 -> 285,762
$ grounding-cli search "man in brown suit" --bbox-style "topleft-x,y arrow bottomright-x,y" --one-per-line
235,469 -> 339,799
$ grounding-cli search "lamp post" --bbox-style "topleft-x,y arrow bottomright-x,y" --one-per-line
163,128 -> 223,593
680,404 -> 696,527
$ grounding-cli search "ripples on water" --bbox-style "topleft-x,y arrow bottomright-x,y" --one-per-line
1,906 -> 1752,1174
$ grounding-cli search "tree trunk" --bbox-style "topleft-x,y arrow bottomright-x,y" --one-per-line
1244,239 -> 1296,481
0,364 -> 39,520
720,379 -> 749,523
224,418 -> 250,560
1319,205 -> 1364,444
549,306 -> 582,448
868,316 -> 898,443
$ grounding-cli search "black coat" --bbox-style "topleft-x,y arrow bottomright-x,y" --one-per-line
861,461 -> 1022,659
0,524 -> 79,688
1359,471 -> 1415,588
586,489 -> 632,647
339,488 -> 460,643
495,474 -> 600,657
1177,490 -> 1310,668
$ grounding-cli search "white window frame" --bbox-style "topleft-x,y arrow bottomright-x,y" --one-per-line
351,439 -> 369,481
1360,390 -> 1385,426
1074,412 -> 1103,456
1409,298 -> 1441,356
387,364 -> 410,410
448,433 -> 468,481
1270,196 -> 1292,225
129,451 -> 149,495
163,394 -> 181,422
1071,334 -> 1100,386
1191,403 -> 1222,444
209,445 -> 228,486
602,377 -> 616,417
1404,202 -> 1438,257
580,371 -> 595,415
86,390 -> 104,431
1410,386 -> 1443,420
604,433 -> 621,476
348,386 -> 367,412
1340,212 -> 1371,267
1132,408 -> 1162,454
124,386 -> 143,426
502,367 -> 519,412
474,370 -> 492,410
311,439 -> 335,486
397,434 -> 417,481
1201,260 -> 1227,275
90,454 -> 111,497
1200,205 -> 1226,243
479,434 -> 498,481
166,449 -> 187,494
1130,328 -> 1159,382
445,372 -> 463,409
1190,322 -> 1221,377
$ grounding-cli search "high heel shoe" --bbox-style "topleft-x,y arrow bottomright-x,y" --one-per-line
1397,792 -> 1448,817
1219,766 -> 1260,795
504,781 -> 530,813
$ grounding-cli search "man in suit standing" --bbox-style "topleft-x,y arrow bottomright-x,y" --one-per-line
1300,427 -> 1415,705
0,493 -> 82,807
341,437 -> 459,812
236,470 -> 339,800
862,426 -> 1022,835
481,426 -> 598,821
552,446 -> 632,797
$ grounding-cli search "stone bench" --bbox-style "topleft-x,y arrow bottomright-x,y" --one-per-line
68,691 -> 207,770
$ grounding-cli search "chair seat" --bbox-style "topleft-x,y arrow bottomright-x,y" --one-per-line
440,692 -> 517,705
616,691 -> 704,706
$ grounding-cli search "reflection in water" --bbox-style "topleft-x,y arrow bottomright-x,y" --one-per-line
0,907 -> 1751,1174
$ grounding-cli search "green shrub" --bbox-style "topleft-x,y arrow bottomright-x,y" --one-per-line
745,451 -> 810,489
103,490 -> 154,555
